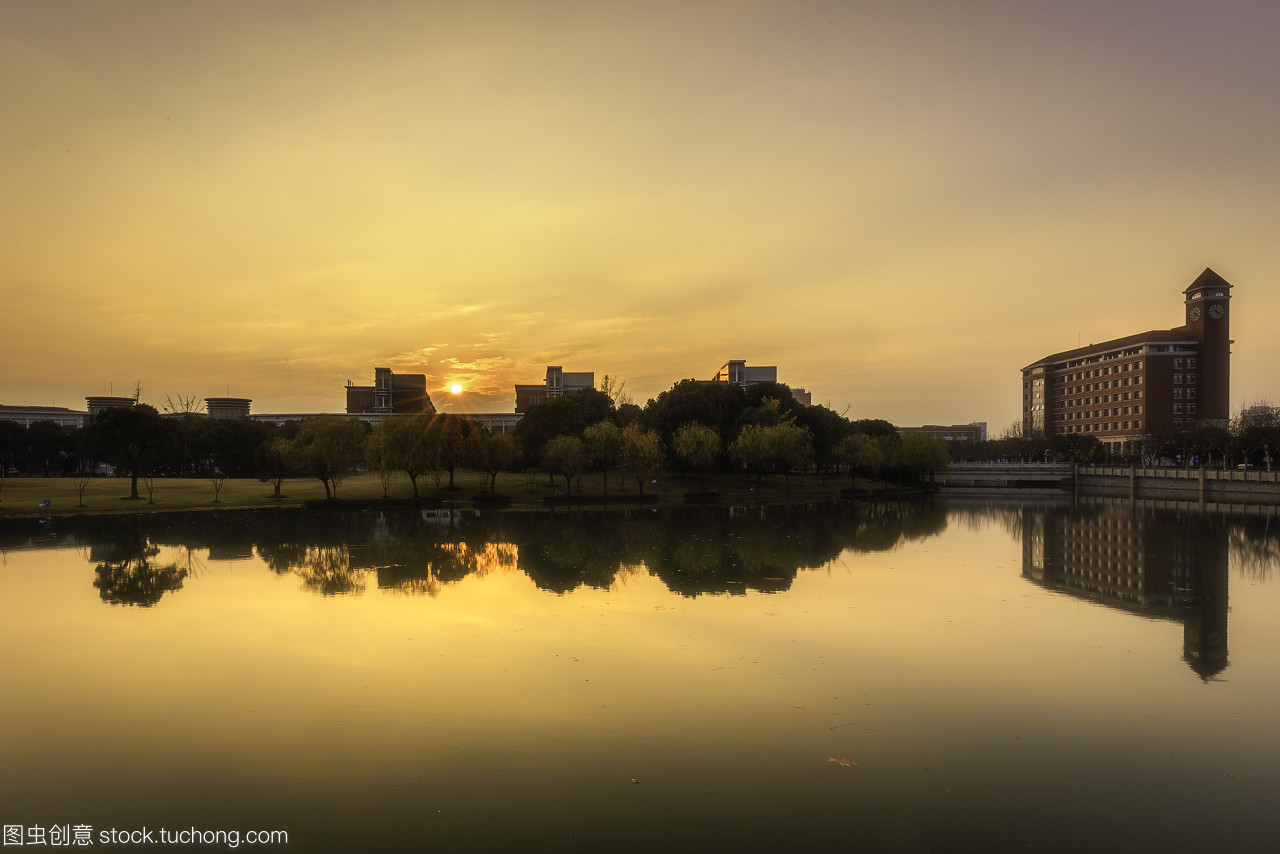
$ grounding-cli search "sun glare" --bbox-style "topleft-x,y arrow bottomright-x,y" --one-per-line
450,384 -> 462,394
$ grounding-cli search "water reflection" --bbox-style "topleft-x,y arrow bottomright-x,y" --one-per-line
0,501 -> 949,602
87,519 -> 192,607
1020,502 -> 1230,680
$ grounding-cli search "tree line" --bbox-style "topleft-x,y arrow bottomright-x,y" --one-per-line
0,377 -> 951,499
960,405 -> 1280,469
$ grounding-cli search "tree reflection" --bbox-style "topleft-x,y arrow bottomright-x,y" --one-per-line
91,521 -> 187,607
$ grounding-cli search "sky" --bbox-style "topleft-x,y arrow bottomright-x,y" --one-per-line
2,0 -> 1278,431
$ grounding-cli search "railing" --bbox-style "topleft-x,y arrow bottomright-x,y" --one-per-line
1084,466 -> 1280,484
947,462 -> 1074,472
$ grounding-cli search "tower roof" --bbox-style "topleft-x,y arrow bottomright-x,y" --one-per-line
1184,267 -> 1232,295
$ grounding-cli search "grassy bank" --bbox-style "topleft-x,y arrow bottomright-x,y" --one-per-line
0,469 -> 912,518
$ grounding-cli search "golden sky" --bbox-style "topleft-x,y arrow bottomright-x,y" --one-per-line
3,1 -> 1278,429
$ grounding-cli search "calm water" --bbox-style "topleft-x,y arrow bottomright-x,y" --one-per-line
2,499 -> 1279,853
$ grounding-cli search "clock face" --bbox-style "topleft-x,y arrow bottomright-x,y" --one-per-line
1188,305 -> 1201,322
1209,304 -> 1225,320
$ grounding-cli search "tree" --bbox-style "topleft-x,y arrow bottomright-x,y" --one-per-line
256,436 -> 298,499
771,423 -> 813,490
292,417 -> 366,500
729,424 -> 774,486
426,413 -> 474,489
469,429 -> 521,493
72,472 -> 91,506
599,374 -> 633,408
515,389 -> 615,460
365,429 -> 399,498
162,394 -> 205,475
641,379 -> 745,449
674,422 -> 721,490
90,404 -> 170,500
542,435 -> 586,494
837,433 -> 883,488
26,420 -> 69,477
1233,403 -> 1280,470
899,433 -> 949,483
621,424 -> 664,496
794,404 -> 850,475
0,419 -> 26,483
381,413 -> 435,499
583,420 -> 623,498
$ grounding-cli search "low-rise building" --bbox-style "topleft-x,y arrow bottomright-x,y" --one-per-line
514,366 -> 595,414
346,368 -> 434,415
900,422 -> 988,443
0,404 -> 88,429
711,359 -> 811,406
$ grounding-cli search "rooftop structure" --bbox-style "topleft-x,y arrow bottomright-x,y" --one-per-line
205,398 -> 252,419
711,359 -> 812,406
514,366 -> 595,414
346,368 -> 434,415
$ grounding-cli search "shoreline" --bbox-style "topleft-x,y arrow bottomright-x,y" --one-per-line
0,473 -> 928,521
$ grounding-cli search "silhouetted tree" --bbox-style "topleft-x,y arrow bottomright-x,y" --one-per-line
583,420 -> 623,498
90,404 -> 170,499
292,417 -> 366,499
674,422 -> 720,490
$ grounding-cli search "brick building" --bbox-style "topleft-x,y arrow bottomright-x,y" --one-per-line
345,368 -> 434,415
1021,268 -> 1233,455
514,366 -> 595,414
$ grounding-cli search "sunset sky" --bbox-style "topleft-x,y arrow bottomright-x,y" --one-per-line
3,0 -> 1278,430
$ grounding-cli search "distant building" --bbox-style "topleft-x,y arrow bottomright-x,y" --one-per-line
0,404 -> 88,429
85,396 -> 136,417
1021,268 -> 1233,455
710,359 -> 811,406
346,368 -> 434,415
900,422 -> 988,443
515,366 -> 595,414
205,398 -> 252,419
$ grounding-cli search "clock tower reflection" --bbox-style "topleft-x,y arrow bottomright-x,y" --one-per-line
1022,502 -> 1228,680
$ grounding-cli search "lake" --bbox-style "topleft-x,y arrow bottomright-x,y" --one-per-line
2,498 -> 1278,852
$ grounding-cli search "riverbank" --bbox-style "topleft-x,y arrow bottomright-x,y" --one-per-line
0,470 -> 920,518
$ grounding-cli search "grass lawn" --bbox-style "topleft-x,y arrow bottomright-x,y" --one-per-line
0,468 -> 901,518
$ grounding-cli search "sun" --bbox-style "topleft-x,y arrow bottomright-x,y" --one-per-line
450,383 -> 462,394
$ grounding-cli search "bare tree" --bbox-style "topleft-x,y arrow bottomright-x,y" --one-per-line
210,471 -> 226,503
599,374 -> 633,408
163,394 -> 206,475
73,473 -> 91,507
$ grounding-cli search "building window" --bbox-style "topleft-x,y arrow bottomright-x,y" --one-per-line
1187,358 -> 1196,369
1174,404 -> 1183,414
1188,373 -> 1196,384
1187,388 -> 1196,400
1173,389 -> 1183,399
1188,403 -> 1197,414
1174,374 -> 1183,384
1174,358 -> 1183,369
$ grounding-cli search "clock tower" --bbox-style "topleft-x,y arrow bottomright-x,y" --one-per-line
1183,268 -> 1232,425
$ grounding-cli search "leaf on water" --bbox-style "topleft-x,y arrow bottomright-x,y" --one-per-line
828,757 -> 857,767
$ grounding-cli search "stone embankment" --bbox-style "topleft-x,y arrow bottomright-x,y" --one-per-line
1077,465 -> 1280,505
938,462 -> 1280,506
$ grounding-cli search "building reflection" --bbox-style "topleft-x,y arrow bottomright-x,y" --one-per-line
1022,504 -> 1229,680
